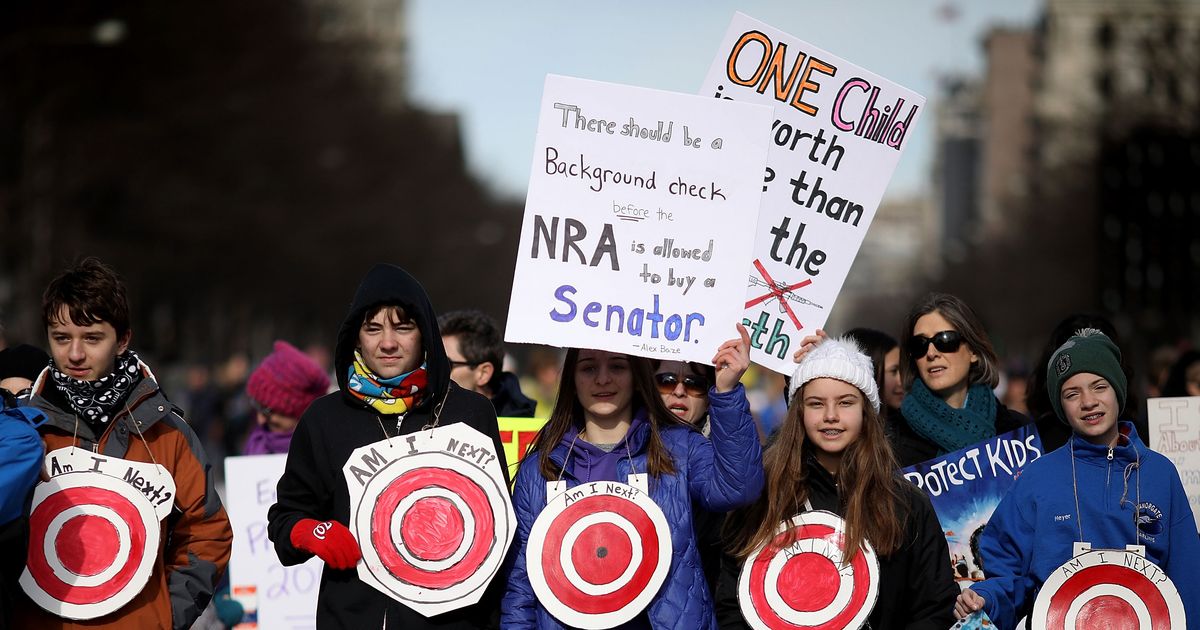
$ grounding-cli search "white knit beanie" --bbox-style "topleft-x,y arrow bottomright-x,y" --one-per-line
788,336 -> 881,412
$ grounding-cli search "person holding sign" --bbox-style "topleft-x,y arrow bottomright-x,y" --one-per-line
267,263 -> 508,629
955,329 -> 1200,627
16,258 -> 232,630
718,336 -> 957,630
894,293 -> 1030,466
652,358 -> 723,595
501,325 -> 763,629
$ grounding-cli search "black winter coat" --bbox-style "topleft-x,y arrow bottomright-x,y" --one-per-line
267,264 -> 508,630
715,458 -> 958,630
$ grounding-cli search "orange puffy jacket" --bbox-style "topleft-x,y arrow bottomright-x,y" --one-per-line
15,364 -> 232,630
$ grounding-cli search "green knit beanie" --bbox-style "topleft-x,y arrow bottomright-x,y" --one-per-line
1046,328 -> 1127,423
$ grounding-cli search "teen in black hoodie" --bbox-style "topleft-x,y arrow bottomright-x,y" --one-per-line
267,264 -> 508,629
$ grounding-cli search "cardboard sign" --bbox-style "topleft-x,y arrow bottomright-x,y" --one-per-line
1031,543 -> 1186,629
342,423 -> 515,617
737,510 -> 879,630
21,448 -> 173,620
698,13 -> 926,374
505,74 -> 772,363
1146,396 -> 1200,531
901,425 -> 1043,584
526,476 -> 672,629
224,454 -> 320,630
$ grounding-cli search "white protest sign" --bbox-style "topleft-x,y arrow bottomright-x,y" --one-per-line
224,454 -> 320,630
737,511 -> 879,630
505,74 -> 771,362
342,423 -> 514,617
526,476 -> 672,629
699,13 -> 926,374
1031,543 -> 1186,629
21,468 -> 163,620
1147,396 -> 1200,530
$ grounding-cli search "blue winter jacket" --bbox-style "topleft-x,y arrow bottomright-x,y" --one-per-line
502,385 -> 764,629
0,401 -> 44,524
973,422 -> 1200,629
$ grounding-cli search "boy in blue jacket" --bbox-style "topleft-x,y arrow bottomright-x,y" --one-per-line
955,329 -> 1200,628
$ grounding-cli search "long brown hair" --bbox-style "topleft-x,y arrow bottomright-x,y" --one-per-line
726,381 -> 907,563
526,348 -> 689,481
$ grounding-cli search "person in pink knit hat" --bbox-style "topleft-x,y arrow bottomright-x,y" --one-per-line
243,341 -> 330,455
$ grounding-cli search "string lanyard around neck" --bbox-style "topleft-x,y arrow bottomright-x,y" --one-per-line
556,425 -> 639,483
1069,438 -> 1142,545
373,388 -> 450,445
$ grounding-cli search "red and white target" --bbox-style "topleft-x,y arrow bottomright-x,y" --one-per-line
20,472 -> 160,620
343,424 -> 514,617
737,510 -> 879,630
526,479 -> 672,629
1031,547 -> 1186,630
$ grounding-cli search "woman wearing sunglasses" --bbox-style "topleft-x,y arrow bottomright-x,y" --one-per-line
502,325 -> 764,629
895,293 -> 1029,465
652,358 -> 726,596
652,360 -> 718,431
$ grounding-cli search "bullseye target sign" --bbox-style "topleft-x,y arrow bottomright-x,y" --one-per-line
526,476 -> 672,629
20,471 -> 162,619
1031,545 -> 1186,630
343,423 -> 514,617
737,510 -> 879,630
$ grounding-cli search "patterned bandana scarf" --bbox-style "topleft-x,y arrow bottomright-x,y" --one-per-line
49,350 -> 144,428
901,379 -> 997,455
346,350 -> 428,415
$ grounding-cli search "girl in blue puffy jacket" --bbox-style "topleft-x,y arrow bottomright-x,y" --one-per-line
501,325 -> 764,629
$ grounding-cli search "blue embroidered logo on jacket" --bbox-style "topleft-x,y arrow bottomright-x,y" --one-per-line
1136,501 -> 1164,542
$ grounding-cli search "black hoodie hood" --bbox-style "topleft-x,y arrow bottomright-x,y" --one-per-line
334,264 -> 449,409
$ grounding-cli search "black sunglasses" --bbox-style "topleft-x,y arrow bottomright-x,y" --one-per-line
654,372 -> 709,397
906,330 -> 965,356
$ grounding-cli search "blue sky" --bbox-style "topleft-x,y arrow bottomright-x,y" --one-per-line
407,1 -> 1040,203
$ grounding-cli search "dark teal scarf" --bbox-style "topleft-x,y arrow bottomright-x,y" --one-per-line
901,379 -> 996,455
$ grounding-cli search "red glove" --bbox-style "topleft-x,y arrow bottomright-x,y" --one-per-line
290,519 -> 361,570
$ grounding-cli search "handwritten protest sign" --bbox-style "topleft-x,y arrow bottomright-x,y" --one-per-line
1147,396 -> 1200,530
342,423 -> 514,617
901,425 -> 1043,585
699,13 -> 926,374
505,74 -> 772,363
21,448 -> 173,620
224,454 -> 320,630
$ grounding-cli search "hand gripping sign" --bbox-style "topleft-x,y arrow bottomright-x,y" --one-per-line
342,423 -> 514,617
21,447 -> 175,620
1031,542 -> 1186,630
526,474 -> 672,629
738,510 -> 879,630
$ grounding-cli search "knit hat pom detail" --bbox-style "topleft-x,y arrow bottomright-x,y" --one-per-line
788,336 -> 881,412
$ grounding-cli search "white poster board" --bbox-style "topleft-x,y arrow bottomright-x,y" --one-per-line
342,423 -> 515,617
699,13 -> 926,374
505,74 -> 772,362
1147,396 -> 1200,530
224,454 -> 321,630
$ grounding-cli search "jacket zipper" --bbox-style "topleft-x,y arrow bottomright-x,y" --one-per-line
89,389 -> 158,454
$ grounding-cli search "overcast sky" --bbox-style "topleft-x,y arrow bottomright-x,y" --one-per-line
407,0 -> 1040,203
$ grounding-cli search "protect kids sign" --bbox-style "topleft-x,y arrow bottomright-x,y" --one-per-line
901,425 -> 1043,585
699,13 -> 926,374
505,74 -> 772,363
